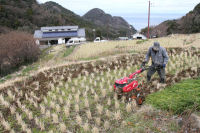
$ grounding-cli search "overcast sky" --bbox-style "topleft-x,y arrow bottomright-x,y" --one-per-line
37,0 -> 199,29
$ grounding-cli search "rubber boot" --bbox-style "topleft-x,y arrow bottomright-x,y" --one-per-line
147,75 -> 151,82
160,78 -> 165,83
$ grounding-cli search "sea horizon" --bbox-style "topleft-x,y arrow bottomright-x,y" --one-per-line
121,13 -> 185,31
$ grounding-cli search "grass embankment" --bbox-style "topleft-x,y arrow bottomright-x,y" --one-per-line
22,45 -> 75,73
146,78 -> 200,114
63,46 -> 76,57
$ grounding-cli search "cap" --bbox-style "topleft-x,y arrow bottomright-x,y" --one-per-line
153,42 -> 160,51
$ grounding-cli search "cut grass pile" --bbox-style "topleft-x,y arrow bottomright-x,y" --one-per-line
146,78 -> 200,114
118,106 -> 180,133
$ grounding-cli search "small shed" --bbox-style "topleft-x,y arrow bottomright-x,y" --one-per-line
132,33 -> 147,40
118,37 -> 129,40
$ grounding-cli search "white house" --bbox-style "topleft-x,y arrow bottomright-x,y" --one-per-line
34,26 -> 85,45
132,33 -> 147,40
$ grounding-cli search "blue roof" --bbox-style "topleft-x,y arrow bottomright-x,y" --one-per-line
42,31 -> 78,38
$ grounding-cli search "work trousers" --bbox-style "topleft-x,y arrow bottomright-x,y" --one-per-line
147,66 -> 166,83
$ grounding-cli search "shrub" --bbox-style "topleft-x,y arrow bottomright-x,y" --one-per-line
166,20 -> 179,35
136,39 -> 148,44
0,31 -> 40,76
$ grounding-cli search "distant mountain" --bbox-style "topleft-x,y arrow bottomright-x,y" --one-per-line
41,2 -> 95,28
0,0 -> 95,36
0,0 -> 136,39
83,8 -> 136,36
141,3 -> 200,37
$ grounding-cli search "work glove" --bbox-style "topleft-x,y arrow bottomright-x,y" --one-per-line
141,61 -> 146,68
163,64 -> 166,68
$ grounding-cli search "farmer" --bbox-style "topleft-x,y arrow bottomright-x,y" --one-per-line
141,42 -> 169,83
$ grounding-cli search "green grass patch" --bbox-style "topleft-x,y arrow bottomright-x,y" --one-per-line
0,75 -> 12,83
146,78 -> 200,114
80,56 -> 99,61
136,39 -> 148,44
41,52 -> 54,62
21,64 -> 39,76
39,46 -> 55,62
63,46 -> 76,57
40,46 -> 53,58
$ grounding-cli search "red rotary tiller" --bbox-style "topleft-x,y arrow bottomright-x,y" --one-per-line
114,66 -> 149,105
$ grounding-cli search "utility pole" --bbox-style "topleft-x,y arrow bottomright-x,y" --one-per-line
93,29 -> 96,40
107,25 -> 109,40
147,0 -> 151,39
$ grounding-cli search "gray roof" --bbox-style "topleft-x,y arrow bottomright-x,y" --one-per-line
34,28 -> 86,39
41,26 -> 78,32
77,28 -> 85,37
34,30 -> 43,39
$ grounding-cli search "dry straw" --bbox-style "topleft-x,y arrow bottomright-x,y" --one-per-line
59,123 -> 66,132
86,110 -> 92,120
75,104 -> 79,113
83,122 -> 90,132
84,98 -> 89,108
92,127 -> 99,133
114,110 -> 121,120
52,113 -> 59,123
107,98 -> 111,106
95,117 -> 101,126
126,103 -> 132,113
104,121 -> 110,130
76,115 -> 82,126
96,104 -> 103,115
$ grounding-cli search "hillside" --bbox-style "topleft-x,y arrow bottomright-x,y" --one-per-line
141,3 -> 200,37
0,0 -> 136,39
0,0 -> 95,34
83,8 -> 136,37
41,2 -> 96,30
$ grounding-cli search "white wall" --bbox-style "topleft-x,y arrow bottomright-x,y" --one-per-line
35,39 -> 40,45
132,34 -> 147,40
58,38 -> 65,44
